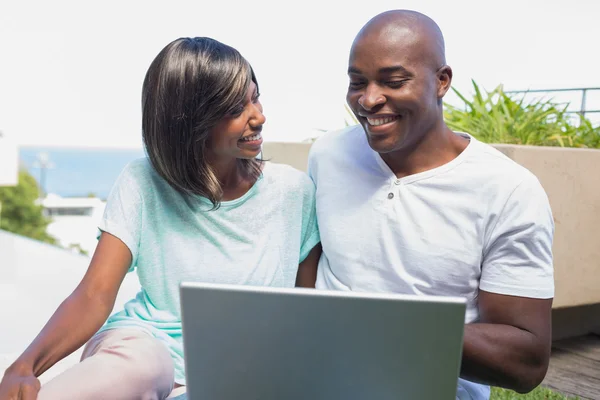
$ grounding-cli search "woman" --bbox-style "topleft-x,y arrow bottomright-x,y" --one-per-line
0,37 -> 321,400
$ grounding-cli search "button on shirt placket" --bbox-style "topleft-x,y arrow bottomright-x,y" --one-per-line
387,178 -> 402,200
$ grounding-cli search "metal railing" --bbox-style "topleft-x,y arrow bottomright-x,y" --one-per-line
506,87 -> 600,119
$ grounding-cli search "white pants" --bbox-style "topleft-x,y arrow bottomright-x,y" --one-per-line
38,328 -> 183,400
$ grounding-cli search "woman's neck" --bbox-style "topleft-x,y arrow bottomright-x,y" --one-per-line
212,158 -> 239,186
211,157 -> 255,201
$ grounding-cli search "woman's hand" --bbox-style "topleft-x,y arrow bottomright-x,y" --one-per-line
0,365 -> 41,400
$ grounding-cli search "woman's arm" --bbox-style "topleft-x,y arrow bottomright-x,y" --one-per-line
295,243 -> 322,288
0,232 -> 132,400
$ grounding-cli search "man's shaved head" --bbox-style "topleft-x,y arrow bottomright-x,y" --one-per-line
352,10 -> 446,71
346,10 -> 454,156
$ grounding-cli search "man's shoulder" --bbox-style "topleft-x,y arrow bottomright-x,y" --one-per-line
307,125 -> 369,180
462,137 -> 548,206
309,125 -> 364,157
467,137 -> 540,185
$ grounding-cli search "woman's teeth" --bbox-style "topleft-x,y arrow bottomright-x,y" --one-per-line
367,116 -> 400,126
240,133 -> 262,142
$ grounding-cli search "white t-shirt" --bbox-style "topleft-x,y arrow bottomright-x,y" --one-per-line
307,125 -> 554,400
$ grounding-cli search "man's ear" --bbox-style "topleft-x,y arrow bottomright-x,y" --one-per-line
437,65 -> 453,98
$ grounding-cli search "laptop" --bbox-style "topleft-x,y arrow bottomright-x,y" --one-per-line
180,282 -> 466,400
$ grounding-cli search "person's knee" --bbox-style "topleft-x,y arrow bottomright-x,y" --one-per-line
129,335 -> 174,384
100,334 -> 174,398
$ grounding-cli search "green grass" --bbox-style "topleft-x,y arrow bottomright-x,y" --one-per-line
491,386 -> 580,399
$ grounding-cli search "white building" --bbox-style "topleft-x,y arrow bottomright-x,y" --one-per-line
40,194 -> 106,256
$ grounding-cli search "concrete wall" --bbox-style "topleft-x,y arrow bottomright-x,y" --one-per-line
262,141 -> 600,311
262,142 -> 312,173
492,145 -> 600,309
552,304 -> 600,341
0,229 -> 141,382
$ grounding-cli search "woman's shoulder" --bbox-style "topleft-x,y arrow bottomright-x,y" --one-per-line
262,161 -> 315,193
113,157 -> 160,194
121,157 -> 153,178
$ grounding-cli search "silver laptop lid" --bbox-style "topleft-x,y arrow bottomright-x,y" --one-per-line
180,283 -> 466,400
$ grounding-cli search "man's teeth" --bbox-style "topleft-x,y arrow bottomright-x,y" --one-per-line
367,116 -> 400,126
240,133 -> 262,142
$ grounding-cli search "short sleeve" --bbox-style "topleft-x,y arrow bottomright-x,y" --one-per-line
299,176 -> 320,263
480,174 -> 555,298
98,163 -> 143,272
307,141 -> 319,186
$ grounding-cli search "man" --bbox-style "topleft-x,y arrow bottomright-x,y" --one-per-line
307,10 -> 554,399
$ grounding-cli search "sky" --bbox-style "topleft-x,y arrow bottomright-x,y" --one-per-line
1,0 -> 599,148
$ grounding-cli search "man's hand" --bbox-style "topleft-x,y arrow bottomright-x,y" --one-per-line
461,290 -> 552,393
0,365 -> 41,400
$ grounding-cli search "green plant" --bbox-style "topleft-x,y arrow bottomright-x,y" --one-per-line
0,170 -> 57,244
444,81 -> 600,148
68,243 -> 89,256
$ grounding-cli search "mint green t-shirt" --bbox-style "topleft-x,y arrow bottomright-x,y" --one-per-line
98,158 -> 320,385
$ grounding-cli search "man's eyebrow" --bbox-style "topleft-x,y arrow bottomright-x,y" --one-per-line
348,65 -> 414,76
379,65 -> 413,75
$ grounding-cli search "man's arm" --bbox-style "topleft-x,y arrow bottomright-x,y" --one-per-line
460,290 -> 552,393
460,171 -> 555,393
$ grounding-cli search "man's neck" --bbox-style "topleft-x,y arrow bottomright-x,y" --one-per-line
380,122 -> 469,179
